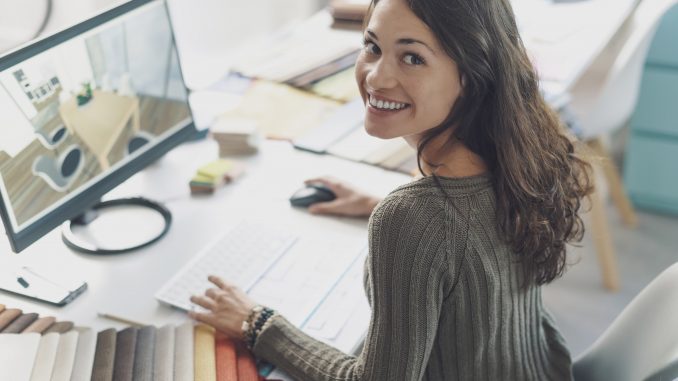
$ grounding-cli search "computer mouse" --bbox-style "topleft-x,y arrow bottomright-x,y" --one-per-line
289,184 -> 337,207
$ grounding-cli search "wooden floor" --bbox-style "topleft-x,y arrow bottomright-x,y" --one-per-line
0,94 -> 190,226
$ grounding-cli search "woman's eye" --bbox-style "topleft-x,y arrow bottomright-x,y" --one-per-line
364,41 -> 380,55
403,53 -> 425,65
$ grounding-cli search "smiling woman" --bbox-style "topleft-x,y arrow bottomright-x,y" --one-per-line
190,0 -> 593,379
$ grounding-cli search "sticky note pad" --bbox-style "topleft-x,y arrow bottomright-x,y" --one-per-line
190,173 -> 220,186
197,159 -> 233,180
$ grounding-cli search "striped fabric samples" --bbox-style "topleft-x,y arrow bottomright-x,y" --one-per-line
0,304 -> 268,381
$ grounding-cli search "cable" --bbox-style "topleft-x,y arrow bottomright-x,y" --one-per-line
32,0 -> 54,40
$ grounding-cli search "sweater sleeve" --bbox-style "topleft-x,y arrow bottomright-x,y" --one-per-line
252,195 -> 455,381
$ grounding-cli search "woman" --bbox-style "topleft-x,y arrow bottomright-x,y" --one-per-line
189,0 -> 592,379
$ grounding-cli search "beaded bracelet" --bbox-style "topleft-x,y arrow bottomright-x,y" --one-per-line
241,305 -> 277,349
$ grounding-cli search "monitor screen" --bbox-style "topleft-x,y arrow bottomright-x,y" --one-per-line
0,0 -> 197,252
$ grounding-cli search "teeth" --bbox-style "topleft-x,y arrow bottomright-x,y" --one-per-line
369,95 -> 407,110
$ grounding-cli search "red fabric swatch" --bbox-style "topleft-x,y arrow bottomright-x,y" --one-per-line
215,333 -> 238,381
236,341 -> 261,381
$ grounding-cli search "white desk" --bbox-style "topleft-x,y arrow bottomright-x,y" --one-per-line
0,138 -> 411,378
513,0 -> 640,89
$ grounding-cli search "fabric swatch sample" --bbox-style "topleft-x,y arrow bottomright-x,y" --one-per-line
70,327 -> 97,381
133,325 -> 156,381
22,316 -> 56,334
44,321 -> 74,334
0,308 -> 22,331
215,332 -> 238,381
0,333 -> 41,381
51,330 -> 79,381
2,312 -> 38,333
236,341 -> 260,381
153,324 -> 175,381
29,332 -> 60,381
91,328 -> 117,381
174,322 -> 194,381
113,327 -> 138,381
194,324 -> 217,381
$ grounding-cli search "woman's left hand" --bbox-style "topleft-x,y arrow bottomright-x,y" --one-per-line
189,275 -> 257,340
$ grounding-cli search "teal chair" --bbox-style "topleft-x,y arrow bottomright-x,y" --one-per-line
567,0 -> 678,290
624,2 -> 678,215
573,263 -> 678,381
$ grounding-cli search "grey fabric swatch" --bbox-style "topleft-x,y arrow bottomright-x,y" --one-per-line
44,321 -> 74,334
113,327 -> 138,381
132,326 -> 156,381
91,328 -> 117,381
153,324 -> 175,381
1,312 -> 38,333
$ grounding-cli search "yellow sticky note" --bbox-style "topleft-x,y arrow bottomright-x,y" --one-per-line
197,159 -> 232,179
190,173 -> 219,185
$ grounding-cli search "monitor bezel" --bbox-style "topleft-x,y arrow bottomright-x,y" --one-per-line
0,0 -> 198,253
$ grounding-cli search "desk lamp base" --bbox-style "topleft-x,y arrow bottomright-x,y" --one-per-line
61,197 -> 172,255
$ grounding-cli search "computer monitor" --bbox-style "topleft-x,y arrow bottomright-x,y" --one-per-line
0,0 -> 198,254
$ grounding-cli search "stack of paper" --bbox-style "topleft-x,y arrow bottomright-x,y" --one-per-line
231,11 -> 362,83
211,117 -> 260,157
189,159 -> 245,195
329,0 -> 370,30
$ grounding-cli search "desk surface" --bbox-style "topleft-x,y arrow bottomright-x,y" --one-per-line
0,139 -> 410,371
514,0 -> 640,88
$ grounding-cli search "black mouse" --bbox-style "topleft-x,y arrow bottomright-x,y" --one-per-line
289,184 -> 337,207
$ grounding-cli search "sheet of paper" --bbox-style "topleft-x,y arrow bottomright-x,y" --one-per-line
327,127 -> 387,162
217,80 -> 341,140
309,66 -> 361,102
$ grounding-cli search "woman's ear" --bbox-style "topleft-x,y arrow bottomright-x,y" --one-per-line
461,74 -> 467,88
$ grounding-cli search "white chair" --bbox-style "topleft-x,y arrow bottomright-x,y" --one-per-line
568,0 -> 678,291
573,262 -> 678,381
32,145 -> 84,192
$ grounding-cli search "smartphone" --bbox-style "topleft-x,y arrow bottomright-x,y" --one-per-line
0,266 -> 87,306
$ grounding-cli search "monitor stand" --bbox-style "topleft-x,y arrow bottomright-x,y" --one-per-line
61,197 -> 172,255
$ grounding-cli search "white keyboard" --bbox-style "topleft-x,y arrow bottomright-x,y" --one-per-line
155,221 -> 298,311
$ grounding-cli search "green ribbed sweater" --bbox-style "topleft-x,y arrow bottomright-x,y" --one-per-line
254,175 -> 573,380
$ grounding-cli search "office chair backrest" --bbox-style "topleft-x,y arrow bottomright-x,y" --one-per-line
573,262 -> 678,381
571,0 -> 678,139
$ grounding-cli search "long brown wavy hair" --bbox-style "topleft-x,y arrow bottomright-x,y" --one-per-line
367,0 -> 594,285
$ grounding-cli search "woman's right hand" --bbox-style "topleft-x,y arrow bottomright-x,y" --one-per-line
304,177 -> 381,218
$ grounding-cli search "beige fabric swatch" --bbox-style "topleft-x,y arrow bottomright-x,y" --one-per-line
0,333 -> 41,381
0,308 -> 22,331
50,330 -> 79,381
153,324 -> 175,381
22,316 -> 56,334
174,322 -> 194,381
70,328 -> 97,381
29,332 -> 60,381
194,324 -> 217,381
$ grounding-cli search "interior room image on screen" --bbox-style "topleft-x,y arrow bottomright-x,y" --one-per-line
0,3 -> 190,230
